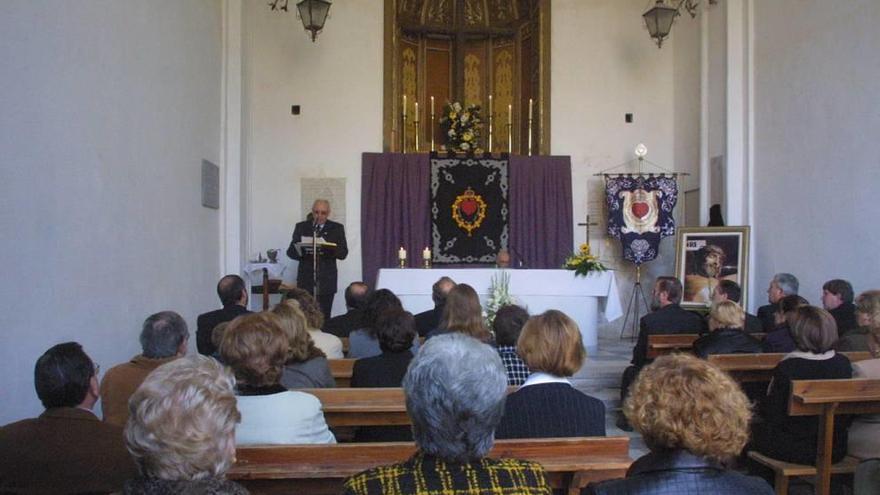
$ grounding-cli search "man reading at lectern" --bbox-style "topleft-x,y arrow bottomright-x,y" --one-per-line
287,199 -> 348,320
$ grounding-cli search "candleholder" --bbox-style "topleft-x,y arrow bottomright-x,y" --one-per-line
423,258 -> 431,269
507,122 -> 513,154
430,112 -> 435,152
527,117 -> 533,157
399,257 -> 406,268
488,114 -> 493,153
402,114 -> 408,154
414,117 -> 420,152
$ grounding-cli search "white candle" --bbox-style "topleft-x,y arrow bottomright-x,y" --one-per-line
398,246 -> 407,260
430,96 -> 435,116
423,247 -> 431,260
415,101 -> 419,120
488,94 -> 493,115
529,98 -> 533,120
508,104 -> 512,123
402,94 -> 407,117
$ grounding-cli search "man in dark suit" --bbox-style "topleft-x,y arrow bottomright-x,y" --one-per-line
618,276 -> 704,430
712,280 -> 763,334
287,199 -> 349,320
0,342 -> 137,493
324,281 -> 370,337
822,279 -> 858,335
196,274 -> 251,356
414,276 -> 456,336
756,273 -> 799,332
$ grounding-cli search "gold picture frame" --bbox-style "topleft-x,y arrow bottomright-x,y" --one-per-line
674,226 -> 751,309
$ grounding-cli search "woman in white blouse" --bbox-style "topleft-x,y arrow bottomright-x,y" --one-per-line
220,312 -> 335,445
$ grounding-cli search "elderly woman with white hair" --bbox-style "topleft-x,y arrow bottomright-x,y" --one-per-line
343,333 -> 551,495
123,355 -> 248,494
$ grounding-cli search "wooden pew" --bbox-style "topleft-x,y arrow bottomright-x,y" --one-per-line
646,332 -> 767,359
747,378 -> 880,495
305,387 -> 406,427
230,436 -> 632,495
328,359 -> 355,387
339,336 -> 426,358
708,351 -> 873,383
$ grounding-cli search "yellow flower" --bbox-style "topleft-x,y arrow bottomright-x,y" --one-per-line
449,112 -> 457,119
462,131 -> 473,142
579,243 -> 590,254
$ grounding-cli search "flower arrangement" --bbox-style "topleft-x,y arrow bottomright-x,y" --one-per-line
439,101 -> 483,152
563,243 -> 607,276
485,270 -> 516,326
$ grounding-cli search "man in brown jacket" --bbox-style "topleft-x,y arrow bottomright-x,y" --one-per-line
100,311 -> 189,427
0,342 -> 137,493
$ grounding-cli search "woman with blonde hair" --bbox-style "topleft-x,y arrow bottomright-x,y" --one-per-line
123,355 -> 247,494
271,299 -> 335,389
221,312 -> 335,445
283,287 -> 344,358
495,310 -> 605,439
692,300 -> 763,358
430,283 -> 492,343
586,354 -> 773,494
848,290 -> 880,460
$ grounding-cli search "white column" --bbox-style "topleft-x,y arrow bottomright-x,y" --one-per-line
221,0 -> 244,275
724,0 -> 751,226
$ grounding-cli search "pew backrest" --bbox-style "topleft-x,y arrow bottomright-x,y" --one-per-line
328,359 -> 355,387
708,351 -> 873,383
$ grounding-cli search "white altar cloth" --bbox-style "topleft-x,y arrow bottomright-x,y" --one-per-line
376,269 -> 622,353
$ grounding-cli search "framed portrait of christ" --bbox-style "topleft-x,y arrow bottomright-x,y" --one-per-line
674,226 -> 751,309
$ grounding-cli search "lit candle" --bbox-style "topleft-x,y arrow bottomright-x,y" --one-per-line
398,246 -> 407,260
402,94 -> 407,117
529,98 -> 533,120
415,101 -> 419,120
430,96 -> 435,116
508,104 -> 512,123
423,247 -> 431,260
488,94 -> 493,116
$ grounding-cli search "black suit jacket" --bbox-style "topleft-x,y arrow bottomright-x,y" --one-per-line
196,304 -> 251,355
351,352 -> 414,442
286,219 -> 348,295
414,304 -> 443,337
495,382 -> 606,439
323,308 -> 366,338
585,450 -> 774,495
632,304 -> 705,367
756,303 -> 777,332
830,302 -> 858,335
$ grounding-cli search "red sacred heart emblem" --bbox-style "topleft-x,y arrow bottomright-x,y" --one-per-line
460,198 -> 478,216
632,202 -> 649,219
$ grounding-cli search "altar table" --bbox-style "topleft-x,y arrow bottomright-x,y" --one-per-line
376,269 -> 623,353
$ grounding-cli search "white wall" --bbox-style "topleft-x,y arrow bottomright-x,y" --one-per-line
242,0 -> 383,314
240,0 -> 701,333
0,0 -> 222,424
752,0 -> 880,307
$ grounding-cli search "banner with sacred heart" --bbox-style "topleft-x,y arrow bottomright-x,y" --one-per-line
430,153 -> 509,264
605,175 -> 678,265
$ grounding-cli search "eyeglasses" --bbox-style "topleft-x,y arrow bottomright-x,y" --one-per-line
312,210 -> 329,215
93,363 -> 101,376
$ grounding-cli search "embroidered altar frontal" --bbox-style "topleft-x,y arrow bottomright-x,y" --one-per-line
430,154 -> 509,264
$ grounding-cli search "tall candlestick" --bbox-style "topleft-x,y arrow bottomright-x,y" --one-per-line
430,96 -> 435,152
508,104 -> 513,153
527,99 -> 533,156
414,101 -> 420,151
508,103 -> 512,123
430,96 -> 435,116
402,94 -> 407,117
528,98 -> 533,120
402,94 -> 407,153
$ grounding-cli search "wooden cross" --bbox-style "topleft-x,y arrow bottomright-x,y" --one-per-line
577,214 -> 599,242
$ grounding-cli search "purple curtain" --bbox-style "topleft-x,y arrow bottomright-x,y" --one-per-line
361,153 -> 431,288
509,155 -> 573,269
361,153 -> 573,286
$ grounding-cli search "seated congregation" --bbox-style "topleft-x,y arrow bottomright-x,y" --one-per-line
1,272 -> 879,495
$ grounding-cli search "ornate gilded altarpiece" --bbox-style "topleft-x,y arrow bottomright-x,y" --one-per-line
383,0 -> 551,154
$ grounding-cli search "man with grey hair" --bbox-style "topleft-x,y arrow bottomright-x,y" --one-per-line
100,311 -> 189,426
287,199 -> 349,320
757,273 -> 799,332
342,333 -> 550,495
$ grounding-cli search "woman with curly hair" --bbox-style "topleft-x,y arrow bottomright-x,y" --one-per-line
429,283 -> 492,343
221,312 -> 335,445
587,354 -> 773,494
123,355 -> 247,494
271,299 -> 335,389
283,287 -> 344,358
848,290 -> 880,460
